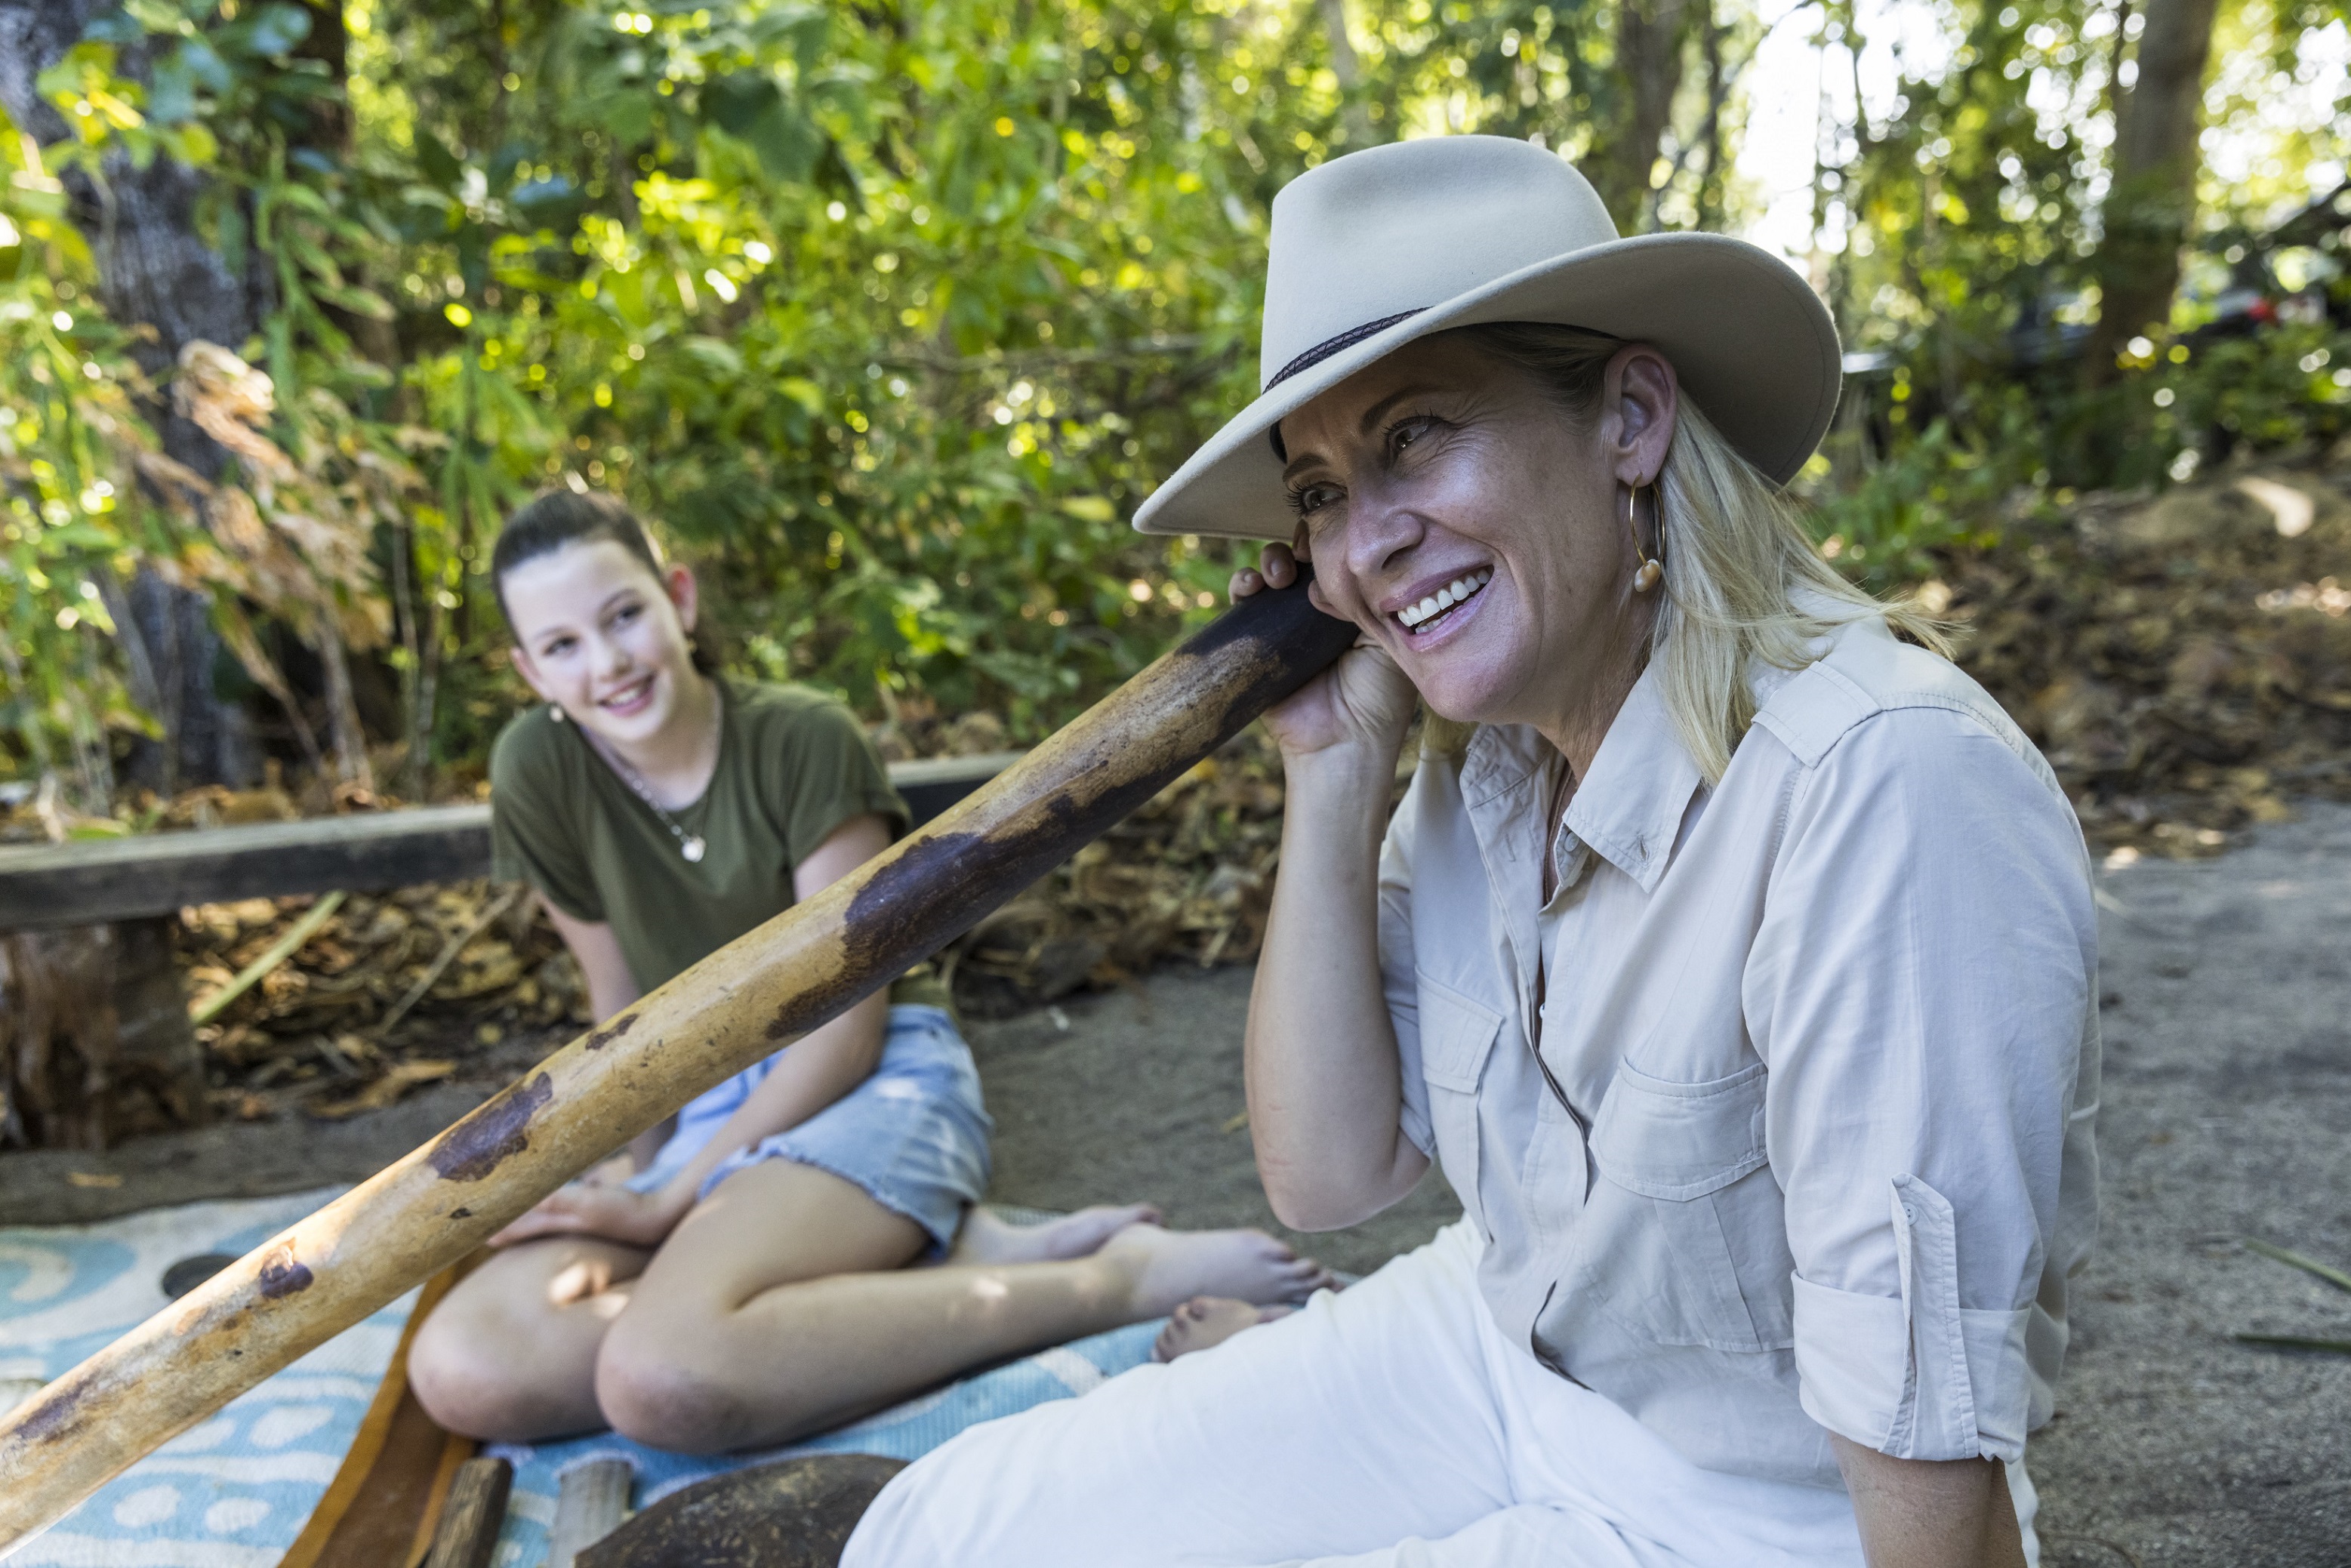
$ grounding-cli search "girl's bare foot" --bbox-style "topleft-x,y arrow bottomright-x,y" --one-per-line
1092,1223 -> 1336,1320
949,1203 -> 1162,1266
1152,1296 -> 1296,1363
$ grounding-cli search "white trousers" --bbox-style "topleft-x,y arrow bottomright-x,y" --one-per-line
842,1220 -> 1880,1568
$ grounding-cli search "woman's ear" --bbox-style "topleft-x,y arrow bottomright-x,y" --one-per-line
664,563 -> 701,633
1603,345 -> 1680,488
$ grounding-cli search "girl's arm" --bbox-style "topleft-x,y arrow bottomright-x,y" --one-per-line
541,903 -> 642,1024
493,814 -> 896,1249
537,904 -> 679,1172
630,812 -> 895,1212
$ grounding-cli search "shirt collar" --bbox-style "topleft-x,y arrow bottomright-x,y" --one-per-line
1455,658 -> 1705,897
1566,661 -> 1704,893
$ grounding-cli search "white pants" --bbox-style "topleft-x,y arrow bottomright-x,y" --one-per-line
843,1220 -> 1878,1567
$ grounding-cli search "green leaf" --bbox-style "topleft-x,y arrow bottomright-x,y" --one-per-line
702,72 -> 821,183
701,72 -> 781,139
413,129 -> 462,188
2245,1238 -> 2351,1294
214,2 -> 311,59
681,337 -> 744,377
2234,1334 -> 2351,1355
1058,495 -> 1116,523
310,283 -> 394,322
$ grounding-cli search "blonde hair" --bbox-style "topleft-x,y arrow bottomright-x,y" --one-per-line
1420,323 -> 1949,783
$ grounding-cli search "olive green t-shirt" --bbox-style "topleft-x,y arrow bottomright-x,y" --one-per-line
489,679 -> 931,1002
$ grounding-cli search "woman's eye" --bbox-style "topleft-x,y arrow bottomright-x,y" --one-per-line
542,636 -> 573,657
1388,416 -> 1436,458
1287,482 -> 1339,517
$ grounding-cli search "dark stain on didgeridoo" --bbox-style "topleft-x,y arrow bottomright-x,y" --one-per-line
429,1072 -> 555,1182
584,1013 -> 637,1050
257,1245 -> 313,1299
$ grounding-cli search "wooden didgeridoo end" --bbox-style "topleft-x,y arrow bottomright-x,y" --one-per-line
0,571 -> 1357,1548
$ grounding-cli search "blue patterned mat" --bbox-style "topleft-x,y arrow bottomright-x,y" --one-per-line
0,1191 -> 1156,1566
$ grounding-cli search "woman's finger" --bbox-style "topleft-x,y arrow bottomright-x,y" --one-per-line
1228,568 -> 1264,602
1259,543 -> 1298,589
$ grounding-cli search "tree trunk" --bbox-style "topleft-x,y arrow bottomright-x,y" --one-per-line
0,0 -> 267,791
1316,0 -> 1377,149
2084,0 -> 2220,383
1593,0 -> 1690,232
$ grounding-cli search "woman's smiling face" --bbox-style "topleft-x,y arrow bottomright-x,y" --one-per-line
1276,334 -> 1675,736
503,538 -> 702,747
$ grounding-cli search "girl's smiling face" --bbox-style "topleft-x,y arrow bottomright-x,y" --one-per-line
1275,334 -> 1676,739
503,538 -> 704,747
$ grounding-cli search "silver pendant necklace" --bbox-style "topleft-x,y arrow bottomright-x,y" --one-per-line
576,711 -> 708,863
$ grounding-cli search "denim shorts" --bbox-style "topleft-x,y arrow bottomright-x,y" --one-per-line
627,1005 -> 994,1254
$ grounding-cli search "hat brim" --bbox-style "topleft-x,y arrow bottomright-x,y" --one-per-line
1132,231 -> 1838,540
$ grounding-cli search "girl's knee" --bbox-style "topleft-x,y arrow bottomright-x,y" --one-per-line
595,1331 -> 733,1452
408,1312 -> 519,1440
596,1310 -> 821,1452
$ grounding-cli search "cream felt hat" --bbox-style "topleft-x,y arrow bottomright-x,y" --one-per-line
1131,135 -> 1841,541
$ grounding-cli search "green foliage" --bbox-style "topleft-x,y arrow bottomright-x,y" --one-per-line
2,0 -> 2345,791
0,123 -> 172,802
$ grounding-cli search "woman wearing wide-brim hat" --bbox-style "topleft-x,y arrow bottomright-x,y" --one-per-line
845,136 -> 2098,1568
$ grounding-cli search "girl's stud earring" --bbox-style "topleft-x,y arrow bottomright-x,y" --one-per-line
549,704 -> 565,724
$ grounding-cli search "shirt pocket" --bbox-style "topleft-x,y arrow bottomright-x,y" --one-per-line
1577,1058 -> 1795,1352
1415,972 -> 1503,1226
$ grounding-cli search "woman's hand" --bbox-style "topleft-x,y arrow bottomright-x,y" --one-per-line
488,1178 -> 689,1251
1231,541 -> 1417,768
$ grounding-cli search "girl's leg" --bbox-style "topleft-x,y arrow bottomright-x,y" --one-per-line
592,1157 -> 1330,1453
408,1235 -> 652,1442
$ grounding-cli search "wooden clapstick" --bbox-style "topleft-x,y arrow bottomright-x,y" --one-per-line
0,571 -> 1354,1548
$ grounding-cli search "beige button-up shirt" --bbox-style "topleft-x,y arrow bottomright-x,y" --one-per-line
1379,616 -> 2100,1490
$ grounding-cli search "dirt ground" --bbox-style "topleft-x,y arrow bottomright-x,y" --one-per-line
6,803 -> 2351,1564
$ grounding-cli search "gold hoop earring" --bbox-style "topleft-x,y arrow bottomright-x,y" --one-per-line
1626,483 -> 1664,593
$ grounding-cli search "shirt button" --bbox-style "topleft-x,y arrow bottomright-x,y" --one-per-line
1902,1203 -> 1918,1223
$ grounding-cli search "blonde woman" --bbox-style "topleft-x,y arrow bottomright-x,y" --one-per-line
844,137 -> 2098,1566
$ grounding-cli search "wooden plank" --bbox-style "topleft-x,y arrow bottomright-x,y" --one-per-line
0,754 -> 1020,931
547,1456 -> 634,1568
278,1261 -> 476,1568
0,806 -> 490,931
421,1456 -> 510,1568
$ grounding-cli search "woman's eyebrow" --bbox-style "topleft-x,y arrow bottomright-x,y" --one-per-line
1281,384 -> 1443,480
596,587 -> 641,615
1355,384 -> 1437,438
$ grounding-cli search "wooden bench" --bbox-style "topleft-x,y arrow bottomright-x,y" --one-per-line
0,753 -> 1021,931
0,753 -> 1019,1146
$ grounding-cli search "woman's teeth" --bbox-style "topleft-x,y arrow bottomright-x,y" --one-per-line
1395,569 -> 1493,633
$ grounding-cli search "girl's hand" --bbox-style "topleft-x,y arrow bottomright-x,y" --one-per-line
488,1180 -> 687,1250
1231,541 -> 1417,768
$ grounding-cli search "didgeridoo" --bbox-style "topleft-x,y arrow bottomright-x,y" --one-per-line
0,572 -> 1356,1548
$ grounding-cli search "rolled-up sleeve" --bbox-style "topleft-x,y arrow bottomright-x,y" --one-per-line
1746,707 -> 2094,1463
1378,782 -> 1431,1159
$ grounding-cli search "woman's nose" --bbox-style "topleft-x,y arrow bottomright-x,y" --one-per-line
1341,488 -> 1425,584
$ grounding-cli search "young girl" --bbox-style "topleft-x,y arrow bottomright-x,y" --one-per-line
407,491 -> 1330,1452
